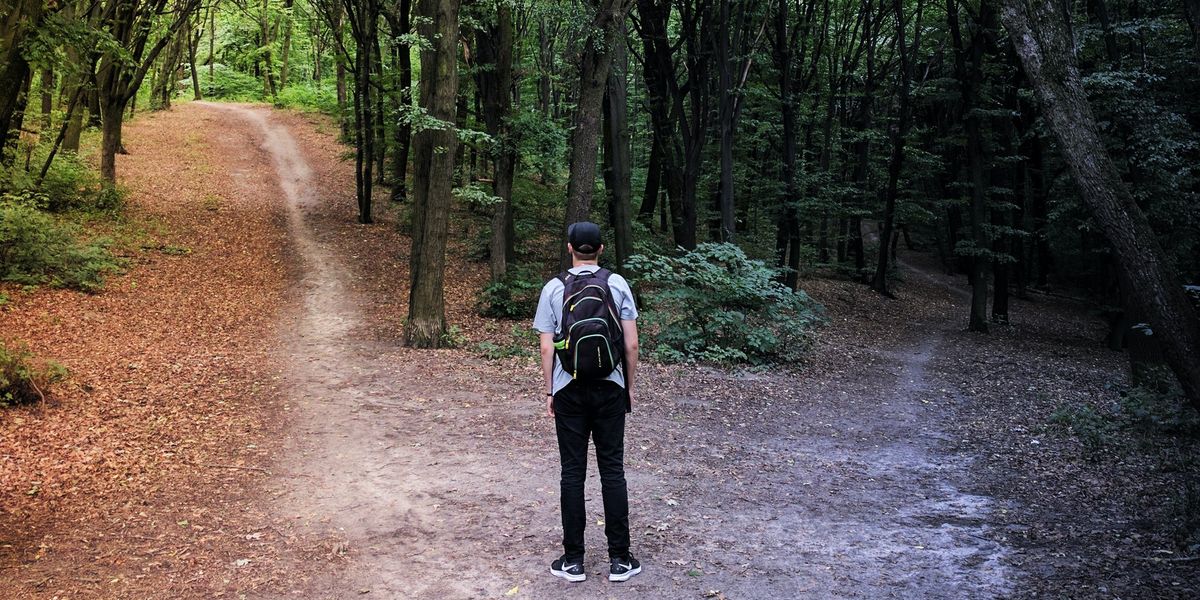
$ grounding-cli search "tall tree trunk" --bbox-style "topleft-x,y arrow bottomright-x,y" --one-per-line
949,0 -> 991,332
335,5 -> 349,139
476,0 -> 516,281
187,11 -> 204,100
562,0 -> 631,269
999,0 -> 1200,405
602,11 -> 634,270
640,135 -> 661,226
40,67 -> 53,130
389,0 -> 413,201
405,0 -> 461,348
715,0 -> 736,242
261,0 -> 277,98
872,0 -> 923,296
0,0 -> 44,163
281,0 -> 295,88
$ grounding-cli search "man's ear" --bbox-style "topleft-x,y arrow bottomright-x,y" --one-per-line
597,244 -> 605,256
567,242 -> 575,256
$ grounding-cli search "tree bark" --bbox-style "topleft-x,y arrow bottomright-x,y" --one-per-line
562,0 -> 632,269
602,11 -> 634,269
281,0 -> 295,88
872,0 -> 923,297
386,0 -> 413,201
999,0 -> 1200,404
476,0 -> 516,281
404,0 -> 461,348
0,0 -> 45,162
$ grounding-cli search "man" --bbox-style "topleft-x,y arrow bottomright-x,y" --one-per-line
533,221 -> 642,583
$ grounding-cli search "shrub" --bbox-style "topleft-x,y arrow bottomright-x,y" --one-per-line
0,195 -> 123,291
478,263 -> 546,319
0,340 -> 68,407
192,65 -> 264,102
626,243 -> 824,365
0,152 -> 117,214
275,82 -> 341,115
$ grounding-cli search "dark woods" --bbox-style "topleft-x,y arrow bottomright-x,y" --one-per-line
1,0 -> 1199,400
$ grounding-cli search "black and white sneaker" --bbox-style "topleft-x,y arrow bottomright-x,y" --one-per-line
609,555 -> 642,582
551,556 -> 586,582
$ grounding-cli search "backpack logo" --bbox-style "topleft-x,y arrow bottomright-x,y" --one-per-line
553,269 -> 623,380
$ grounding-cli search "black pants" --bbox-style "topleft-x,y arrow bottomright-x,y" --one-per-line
553,380 -> 630,561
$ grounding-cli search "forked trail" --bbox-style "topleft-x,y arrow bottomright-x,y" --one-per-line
205,102 -> 1012,599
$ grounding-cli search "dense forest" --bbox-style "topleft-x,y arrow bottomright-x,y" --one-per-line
4,0 -> 1198,397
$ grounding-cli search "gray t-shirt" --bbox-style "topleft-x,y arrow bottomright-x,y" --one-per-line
533,265 -> 638,394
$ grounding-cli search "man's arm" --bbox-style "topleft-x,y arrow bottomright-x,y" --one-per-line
540,332 -> 556,417
621,320 -> 639,407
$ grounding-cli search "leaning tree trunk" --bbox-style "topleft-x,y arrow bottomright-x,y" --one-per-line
999,0 -> 1200,405
561,0 -> 631,269
404,0 -> 461,348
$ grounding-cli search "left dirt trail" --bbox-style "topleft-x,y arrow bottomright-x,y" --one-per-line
193,103 -> 449,598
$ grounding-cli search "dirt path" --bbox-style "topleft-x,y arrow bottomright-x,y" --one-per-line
191,103 -> 1017,599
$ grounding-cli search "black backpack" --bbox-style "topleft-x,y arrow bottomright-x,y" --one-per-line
554,268 -> 624,380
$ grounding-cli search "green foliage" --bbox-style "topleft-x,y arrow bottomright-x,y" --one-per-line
0,195 -> 123,292
478,263 -> 544,319
626,243 -> 824,366
508,110 -> 567,184
0,340 -> 68,407
1,151 -> 119,214
274,82 -> 341,114
440,324 -> 469,348
1049,403 -> 1117,458
477,325 -> 538,361
194,64 -> 264,101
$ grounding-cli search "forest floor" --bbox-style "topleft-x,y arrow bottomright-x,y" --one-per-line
1,102 -> 1197,599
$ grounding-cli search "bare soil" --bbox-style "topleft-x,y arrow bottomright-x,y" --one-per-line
2,102 -> 1196,599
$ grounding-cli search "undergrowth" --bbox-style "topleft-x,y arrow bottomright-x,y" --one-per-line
0,340 -> 68,407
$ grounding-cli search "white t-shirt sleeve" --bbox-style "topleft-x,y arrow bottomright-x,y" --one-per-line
533,281 -> 559,334
610,274 -> 639,321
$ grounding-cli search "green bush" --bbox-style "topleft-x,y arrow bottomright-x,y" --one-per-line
275,82 -> 341,115
1,152 -> 117,214
192,65 -> 264,102
0,340 -> 68,407
0,195 -> 123,291
626,243 -> 824,365
478,263 -> 546,319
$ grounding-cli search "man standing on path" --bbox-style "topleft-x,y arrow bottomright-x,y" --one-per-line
533,222 -> 642,583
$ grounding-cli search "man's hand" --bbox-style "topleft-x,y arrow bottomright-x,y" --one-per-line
546,394 -> 555,417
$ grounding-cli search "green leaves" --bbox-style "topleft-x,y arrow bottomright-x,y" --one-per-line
626,243 -> 824,366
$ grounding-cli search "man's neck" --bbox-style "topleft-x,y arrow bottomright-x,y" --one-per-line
571,260 -> 599,269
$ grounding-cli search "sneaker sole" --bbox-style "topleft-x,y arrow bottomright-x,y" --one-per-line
551,568 -> 586,583
608,565 -> 642,582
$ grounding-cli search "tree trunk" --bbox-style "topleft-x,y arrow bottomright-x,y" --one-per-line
562,0 -> 631,269
0,0 -> 43,162
281,0 -> 295,88
999,0 -> 1200,404
99,100 -> 124,182
335,5 -> 349,139
602,11 -> 634,270
476,0 -> 516,281
260,0 -> 277,98
405,0 -> 461,348
392,0 -> 413,201
872,0 -> 923,297
40,67 -> 53,130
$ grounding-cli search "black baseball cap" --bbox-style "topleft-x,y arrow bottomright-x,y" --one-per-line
567,221 -> 603,253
